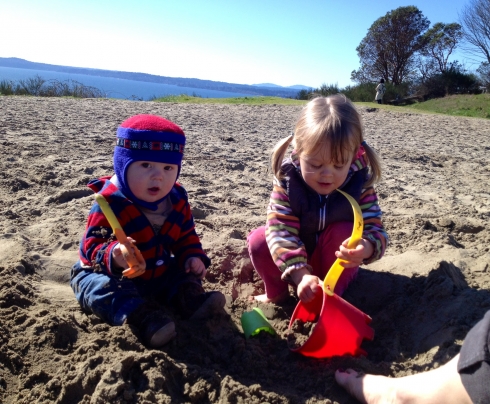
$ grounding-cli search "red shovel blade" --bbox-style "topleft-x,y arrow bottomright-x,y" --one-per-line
289,288 -> 374,358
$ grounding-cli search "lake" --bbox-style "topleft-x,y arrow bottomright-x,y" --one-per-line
0,66 -> 254,100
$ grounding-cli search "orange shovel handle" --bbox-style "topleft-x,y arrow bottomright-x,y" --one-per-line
94,194 -> 146,278
119,243 -> 146,278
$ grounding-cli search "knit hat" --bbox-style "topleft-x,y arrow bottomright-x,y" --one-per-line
113,114 -> 185,210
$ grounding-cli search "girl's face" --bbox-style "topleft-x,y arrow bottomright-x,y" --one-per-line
299,145 -> 353,195
126,161 -> 178,203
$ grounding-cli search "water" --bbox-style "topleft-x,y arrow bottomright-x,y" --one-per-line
0,66 -> 254,100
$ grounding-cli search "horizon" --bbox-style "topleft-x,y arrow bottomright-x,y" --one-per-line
3,0 -> 474,89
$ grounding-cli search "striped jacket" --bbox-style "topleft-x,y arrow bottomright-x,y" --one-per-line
79,176 -> 210,280
265,150 -> 388,275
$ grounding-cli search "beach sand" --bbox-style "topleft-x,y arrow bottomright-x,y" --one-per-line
0,96 -> 489,403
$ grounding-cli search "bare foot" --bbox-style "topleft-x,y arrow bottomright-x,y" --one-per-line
252,290 -> 289,304
335,355 -> 472,404
335,369 -> 395,404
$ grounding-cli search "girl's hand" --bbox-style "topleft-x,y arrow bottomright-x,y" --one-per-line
185,257 -> 206,279
297,274 -> 322,303
335,238 -> 374,267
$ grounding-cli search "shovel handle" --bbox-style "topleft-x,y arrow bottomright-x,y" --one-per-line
323,190 -> 364,294
94,194 -> 146,278
94,194 -> 126,239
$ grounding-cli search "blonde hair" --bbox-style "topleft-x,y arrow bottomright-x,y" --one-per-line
271,94 -> 381,187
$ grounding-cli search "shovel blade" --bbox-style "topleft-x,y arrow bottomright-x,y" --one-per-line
289,289 -> 374,358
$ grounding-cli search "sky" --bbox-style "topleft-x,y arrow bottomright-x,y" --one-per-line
2,0 -> 474,89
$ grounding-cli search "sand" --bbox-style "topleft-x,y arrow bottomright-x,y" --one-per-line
0,96 -> 489,404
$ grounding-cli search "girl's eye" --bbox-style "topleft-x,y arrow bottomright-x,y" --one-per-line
334,165 -> 345,169
310,163 -> 321,169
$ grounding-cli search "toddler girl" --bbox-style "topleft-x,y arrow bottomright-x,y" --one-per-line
248,95 -> 388,304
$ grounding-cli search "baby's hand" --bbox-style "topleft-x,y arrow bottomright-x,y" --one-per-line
185,257 -> 206,279
112,241 -> 130,269
111,237 -> 146,278
297,274 -> 322,303
335,238 -> 374,268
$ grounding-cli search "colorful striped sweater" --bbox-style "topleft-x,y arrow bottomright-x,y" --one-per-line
265,150 -> 388,275
79,176 -> 210,280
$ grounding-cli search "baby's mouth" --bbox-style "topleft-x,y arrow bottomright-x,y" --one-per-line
148,187 -> 160,194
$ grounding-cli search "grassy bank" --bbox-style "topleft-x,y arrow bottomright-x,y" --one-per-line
359,94 -> 490,119
405,93 -> 490,119
153,94 -> 490,119
152,95 -> 305,105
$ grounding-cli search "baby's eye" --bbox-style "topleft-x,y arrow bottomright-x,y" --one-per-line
164,166 -> 173,171
141,162 -> 151,168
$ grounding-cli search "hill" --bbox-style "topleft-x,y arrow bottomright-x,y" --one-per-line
254,83 -> 312,90
0,57 -> 300,98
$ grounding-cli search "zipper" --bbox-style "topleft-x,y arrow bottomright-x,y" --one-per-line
319,194 -> 328,231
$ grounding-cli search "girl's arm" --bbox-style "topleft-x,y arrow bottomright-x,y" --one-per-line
359,186 -> 388,263
265,177 -> 310,278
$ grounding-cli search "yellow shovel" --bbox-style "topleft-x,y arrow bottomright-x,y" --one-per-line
288,189 -> 374,358
94,194 -> 146,278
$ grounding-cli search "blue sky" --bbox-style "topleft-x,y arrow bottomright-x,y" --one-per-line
2,0 -> 473,88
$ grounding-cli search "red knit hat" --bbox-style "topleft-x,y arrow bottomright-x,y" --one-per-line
113,114 -> 186,209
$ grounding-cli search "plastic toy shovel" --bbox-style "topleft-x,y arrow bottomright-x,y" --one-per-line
94,194 -> 146,278
288,189 -> 374,358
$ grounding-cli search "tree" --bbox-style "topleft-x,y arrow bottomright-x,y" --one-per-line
477,61 -> 490,87
417,23 -> 463,96
420,23 -> 463,74
352,6 -> 430,85
459,0 -> 490,63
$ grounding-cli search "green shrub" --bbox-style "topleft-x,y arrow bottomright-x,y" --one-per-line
418,70 -> 480,99
296,83 -> 340,100
18,75 -> 45,96
0,76 -> 105,98
342,82 -> 410,103
0,79 -> 15,95
342,83 -> 377,102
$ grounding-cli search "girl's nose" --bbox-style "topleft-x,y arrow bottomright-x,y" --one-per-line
320,166 -> 332,176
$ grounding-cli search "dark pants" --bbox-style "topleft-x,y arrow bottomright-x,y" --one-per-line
70,260 -> 200,325
458,310 -> 490,403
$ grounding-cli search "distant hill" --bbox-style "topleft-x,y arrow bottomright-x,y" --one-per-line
253,83 -> 282,88
254,83 -> 312,90
287,85 -> 313,90
0,57 -> 301,98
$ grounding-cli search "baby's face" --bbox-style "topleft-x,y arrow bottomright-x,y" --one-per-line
126,161 -> 178,203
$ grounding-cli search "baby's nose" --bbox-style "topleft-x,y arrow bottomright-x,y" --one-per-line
151,168 -> 165,178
